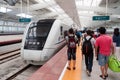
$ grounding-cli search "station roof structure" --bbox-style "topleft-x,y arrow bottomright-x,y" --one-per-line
0,0 -> 120,28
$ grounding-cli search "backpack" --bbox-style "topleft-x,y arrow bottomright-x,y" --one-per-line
82,37 -> 93,55
68,36 -> 76,48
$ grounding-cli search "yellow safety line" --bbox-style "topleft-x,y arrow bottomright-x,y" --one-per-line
62,46 -> 82,80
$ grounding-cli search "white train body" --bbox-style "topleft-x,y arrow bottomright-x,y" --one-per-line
21,19 -> 69,65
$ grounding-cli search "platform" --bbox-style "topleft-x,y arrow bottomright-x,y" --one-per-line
0,35 -> 22,46
61,46 -> 120,80
60,45 -> 82,80
0,35 -> 22,42
28,46 -> 68,80
28,45 -> 120,80
82,57 -> 120,80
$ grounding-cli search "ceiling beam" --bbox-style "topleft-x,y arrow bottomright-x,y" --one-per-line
29,2 -> 55,11
55,0 -> 81,27
77,6 -> 120,15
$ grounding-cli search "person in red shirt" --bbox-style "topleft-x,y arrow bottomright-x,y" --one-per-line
95,27 -> 114,79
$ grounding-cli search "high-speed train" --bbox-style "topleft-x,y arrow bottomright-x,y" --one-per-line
21,19 -> 69,65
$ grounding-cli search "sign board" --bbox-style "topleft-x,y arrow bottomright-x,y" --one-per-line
93,16 -> 110,21
19,18 -> 31,22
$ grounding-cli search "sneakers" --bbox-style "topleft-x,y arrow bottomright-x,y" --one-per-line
73,67 -> 76,70
99,74 -> 108,80
100,75 -> 106,80
67,67 -> 71,70
86,70 -> 91,77
67,67 -> 76,70
105,74 -> 108,78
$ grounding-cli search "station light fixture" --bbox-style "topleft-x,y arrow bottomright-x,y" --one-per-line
38,0 -> 44,3
78,11 -> 94,15
48,7 -> 56,12
16,13 -> 33,18
112,15 -> 120,18
0,7 -> 12,13
76,0 -> 102,7
44,0 -> 52,2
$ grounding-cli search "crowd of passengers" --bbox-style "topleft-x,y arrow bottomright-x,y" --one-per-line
65,27 -> 120,80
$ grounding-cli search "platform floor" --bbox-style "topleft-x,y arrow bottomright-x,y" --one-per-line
82,55 -> 120,80
28,45 -> 120,80
0,35 -> 22,42
61,46 -> 82,80
60,45 -> 120,80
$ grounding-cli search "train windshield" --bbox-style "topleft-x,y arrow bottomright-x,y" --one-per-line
24,19 -> 55,50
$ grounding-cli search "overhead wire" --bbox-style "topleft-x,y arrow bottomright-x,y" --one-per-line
105,0 -> 108,27
20,0 -> 23,18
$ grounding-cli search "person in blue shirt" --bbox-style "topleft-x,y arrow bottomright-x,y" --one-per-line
113,28 -> 120,47
112,28 -> 120,59
75,30 -> 82,46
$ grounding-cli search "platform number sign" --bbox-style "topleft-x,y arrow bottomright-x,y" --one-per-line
93,16 -> 110,21
19,18 -> 31,22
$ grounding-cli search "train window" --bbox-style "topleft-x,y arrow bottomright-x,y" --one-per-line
64,30 -> 68,38
36,24 -> 51,37
24,22 -> 53,50
60,26 -> 63,35
27,27 -> 36,38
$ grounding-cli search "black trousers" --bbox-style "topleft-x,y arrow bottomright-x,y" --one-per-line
67,48 -> 76,60
84,52 -> 93,72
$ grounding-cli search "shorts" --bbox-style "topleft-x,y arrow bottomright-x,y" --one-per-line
67,48 -> 76,60
98,53 -> 109,66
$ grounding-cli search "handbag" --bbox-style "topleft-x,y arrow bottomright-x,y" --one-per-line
108,55 -> 120,72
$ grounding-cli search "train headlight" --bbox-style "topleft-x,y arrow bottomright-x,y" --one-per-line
43,55 -> 49,61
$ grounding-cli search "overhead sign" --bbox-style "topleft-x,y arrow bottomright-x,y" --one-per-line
19,18 -> 31,22
93,16 -> 110,21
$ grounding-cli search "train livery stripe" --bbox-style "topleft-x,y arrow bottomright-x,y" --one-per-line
55,39 -> 65,45
61,45 -> 82,80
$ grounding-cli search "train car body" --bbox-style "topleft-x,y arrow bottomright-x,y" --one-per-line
21,19 -> 69,65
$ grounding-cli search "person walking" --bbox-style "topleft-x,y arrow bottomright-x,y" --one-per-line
82,30 -> 95,76
95,27 -> 114,79
112,28 -> 120,60
75,30 -> 82,46
65,28 -> 78,70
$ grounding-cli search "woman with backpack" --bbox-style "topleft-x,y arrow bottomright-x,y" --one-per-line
65,28 -> 78,70
82,30 -> 95,76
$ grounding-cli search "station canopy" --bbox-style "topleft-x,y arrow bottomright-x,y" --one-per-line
0,0 -> 120,28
